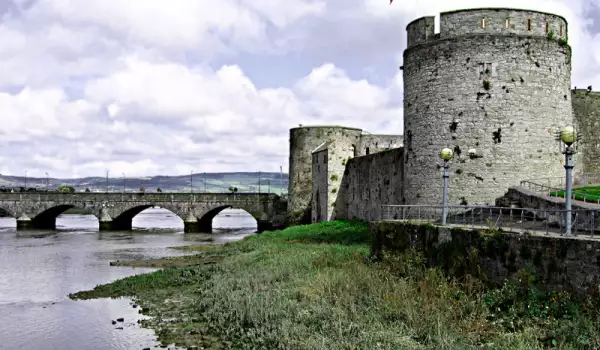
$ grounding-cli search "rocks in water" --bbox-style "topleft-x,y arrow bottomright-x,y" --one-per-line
132,304 -> 138,308
116,317 -> 124,322
115,327 -> 123,330
111,320 -> 117,325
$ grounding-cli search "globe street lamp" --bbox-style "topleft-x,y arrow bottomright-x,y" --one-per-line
440,148 -> 454,225
561,126 -> 577,235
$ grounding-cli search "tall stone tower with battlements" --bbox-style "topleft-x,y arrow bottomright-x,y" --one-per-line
402,8 -> 573,206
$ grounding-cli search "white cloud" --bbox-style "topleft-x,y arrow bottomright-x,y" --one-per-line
0,0 -> 597,178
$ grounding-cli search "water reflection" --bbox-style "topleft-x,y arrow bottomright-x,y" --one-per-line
0,208 -> 256,349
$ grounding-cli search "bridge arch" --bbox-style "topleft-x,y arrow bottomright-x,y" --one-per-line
106,203 -> 187,231
196,205 -> 266,233
27,204 -> 90,230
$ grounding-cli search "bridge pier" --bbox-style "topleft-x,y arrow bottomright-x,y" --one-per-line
184,213 -> 212,233
16,214 -> 33,230
16,213 -> 57,231
257,220 -> 273,233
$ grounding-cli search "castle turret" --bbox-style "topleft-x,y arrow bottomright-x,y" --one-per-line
403,8 -> 573,205
287,126 -> 362,225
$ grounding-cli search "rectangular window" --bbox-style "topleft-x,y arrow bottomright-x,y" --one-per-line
481,17 -> 487,28
323,154 -> 326,163
527,18 -> 532,31
545,22 -> 550,33
560,24 -> 563,37
505,18 -> 510,29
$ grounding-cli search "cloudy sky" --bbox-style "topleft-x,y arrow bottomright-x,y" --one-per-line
0,0 -> 598,178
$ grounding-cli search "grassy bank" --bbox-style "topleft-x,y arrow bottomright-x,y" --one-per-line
70,221 -> 600,349
550,186 -> 600,202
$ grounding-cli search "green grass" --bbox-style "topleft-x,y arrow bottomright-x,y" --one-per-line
549,186 -> 600,202
69,221 -> 600,349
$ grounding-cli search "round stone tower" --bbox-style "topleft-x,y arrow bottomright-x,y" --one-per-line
287,126 -> 362,225
402,8 -> 573,206
572,89 -> 600,175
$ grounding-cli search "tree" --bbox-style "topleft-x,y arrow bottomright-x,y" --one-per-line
228,186 -> 238,193
139,186 -> 145,193
57,185 -> 74,193
85,188 -> 91,193
157,187 -> 162,193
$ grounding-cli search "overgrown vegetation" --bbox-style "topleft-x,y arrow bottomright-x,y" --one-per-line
549,186 -> 600,202
70,221 -> 600,349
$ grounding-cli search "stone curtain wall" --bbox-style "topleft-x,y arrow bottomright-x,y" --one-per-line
287,126 -> 362,225
370,221 -> 600,298
572,89 -> 600,174
333,148 -> 404,221
358,134 -> 404,156
403,8 -> 572,207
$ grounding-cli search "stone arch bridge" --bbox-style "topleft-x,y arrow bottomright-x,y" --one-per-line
0,192 -> 287,233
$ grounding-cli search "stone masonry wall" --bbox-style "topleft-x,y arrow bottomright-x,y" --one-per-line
357,135 -> 403,156
370,221 -> 600,298
572,89 -> 600,174
324,136 -> 359,221
288,126 -> 362,225
403,9 -> 572,207
311,149 -> 328,222
333,148 -> 404,221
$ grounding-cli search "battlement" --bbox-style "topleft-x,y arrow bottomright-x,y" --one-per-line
407,8 -> 568,48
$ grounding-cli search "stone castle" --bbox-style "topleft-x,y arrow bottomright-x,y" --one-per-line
286,8 -> 600,225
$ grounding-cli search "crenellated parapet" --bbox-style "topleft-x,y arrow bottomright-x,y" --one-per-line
407,8 -> 568,49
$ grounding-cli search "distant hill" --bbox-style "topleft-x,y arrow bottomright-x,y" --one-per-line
0,172 -> 289,194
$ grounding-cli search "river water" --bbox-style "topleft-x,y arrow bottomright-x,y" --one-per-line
0,208 -> 257,350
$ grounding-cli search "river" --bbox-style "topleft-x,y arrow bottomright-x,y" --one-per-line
0,208 -> 257,350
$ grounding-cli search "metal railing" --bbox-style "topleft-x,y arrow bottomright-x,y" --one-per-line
519,180 -> 600,205
579,173 -> 600,186
381,204 -> 600,236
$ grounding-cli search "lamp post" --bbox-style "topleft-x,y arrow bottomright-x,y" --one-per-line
122,173 -> 126,193
190,170 -> 193,194
45,172 -> 49,191
258,171 -> 261,194
280,165 -> 283,196
204,172 -> 207,193
106,170 -> 109,193
440,148 -> 454,225
561,126 -> 577,235
24,171 -> 27,189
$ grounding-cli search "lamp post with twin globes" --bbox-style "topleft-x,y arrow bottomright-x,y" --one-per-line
440,148 -> 454,225
560,126 -> 577,235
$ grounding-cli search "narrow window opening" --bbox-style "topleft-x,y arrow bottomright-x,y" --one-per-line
559,24 -> 563,37
527,18 -> 532,31
366,147 -> 370,155
323,154 -> 326,163
545,22 -> 550,33
481,17 -> 487,28
505,18 -> 509,29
